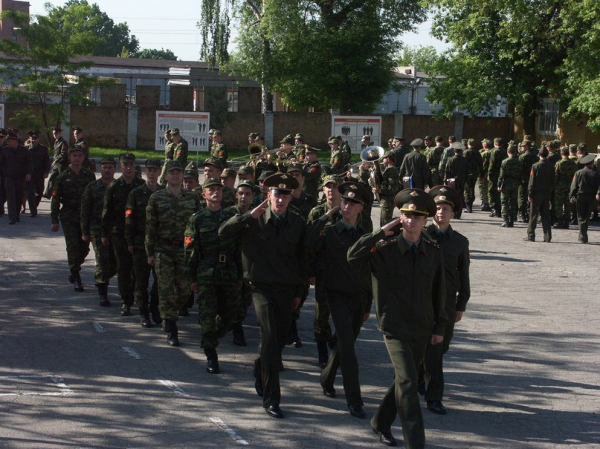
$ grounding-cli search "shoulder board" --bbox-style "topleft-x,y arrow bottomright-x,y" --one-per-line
288,207 -> 302,217
423,238 -> 440,248
375,237 -> 396,250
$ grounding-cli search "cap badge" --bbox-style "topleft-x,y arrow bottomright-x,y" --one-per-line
278,183 -> 286,189
410,191 -> 419,197
347,192 -> 356,198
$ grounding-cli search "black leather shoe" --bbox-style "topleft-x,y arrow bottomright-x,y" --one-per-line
265,405 -> 283,419
167,332 -> 180,347
322,386 -> 336,398
120,304 -> 131,316
348,404 -> 366,419
317,341 -> 328,369
68,273 -> 75,284
372,426 -> 397,447
99,298 -> 111,307
73,274 -> 84,292
254,378 -> 263,397
140,315 -> 152,328
232,323 -> 247,346
427,400 -> 447,415
523,237 -> 535,242
178,307 -> 189,317
206,358 -> 220,374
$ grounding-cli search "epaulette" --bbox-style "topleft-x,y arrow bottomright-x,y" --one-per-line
423,238 -> 440,249
289,207 -> 302,217
373,237 -> 397,251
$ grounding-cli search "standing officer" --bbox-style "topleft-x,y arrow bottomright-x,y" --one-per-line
44,127 -> 70,199
553,147 -> 578,229
81,156 -> 117,306
463,139 -> 482,213
101,153 -> 145,316
569,154 -> 600,243
0,131 -> 32,224
525,148 -> 554,243
329,137 -> 350,176
421,185 -> 470,416
487,137 -> 507,218
376,150 -> 400,226
125,159 -> 163,326
219,173 -> 307,419
171,129 -> 189,168
50,145 -> 95,291
497,143 -> 522,227
307,181 -> 372,420
146,161 -> 201,346
399,139 -> 430,190
185,178 -> 240,373
518,140 -> 539,222
26,131 -> 50,218
348,188 -> 446,449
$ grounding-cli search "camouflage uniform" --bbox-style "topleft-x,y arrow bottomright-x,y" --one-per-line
379,165 -> 400,226
158,139 -> 174,186
488,146 -> 507,214
427,145 -> 445,186
81,178 -> 116,285
125,183 -> 164,314
51,167 -> 95,275
463,147 -> 482,210
554,157 -> 578,222
173,138 -> 189,168
518,150 -> 539,219
101,176 -> 145,306
211,142 -> 228,168
146,188 -> 201,321
479,147 -> 491,207
330,149 -> 350,175
184,207 -> 241,351
44,136 -> 69,198
197,185 -> 236,208
498,155 -> 522,223
303,161 -> 322,198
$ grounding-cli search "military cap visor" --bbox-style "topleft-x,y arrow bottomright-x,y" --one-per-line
69,145 -> 85,153
263,173 -> 299,193
203,158 -> 224,170
286,163 -> 305,175
578,154 -> 595,165
257,170 -> 275,182
394,188 -> 436,216
237,180 -> 256,190
145,159 -> 162,169
202,178 -> 222,189
328,138 -> 339,145
184,170 -> 199,179
237,166 -> 254,175
72,126 -> 83,132
100,156 -> 117,165
428,185 -> 462,211
120,152 -> 136,162
165,160 -> 182,171
338,181 -> 371,205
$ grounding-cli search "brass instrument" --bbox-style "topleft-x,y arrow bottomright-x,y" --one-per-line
360,146 -> 385,202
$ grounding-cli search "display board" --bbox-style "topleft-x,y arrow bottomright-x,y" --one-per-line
155,111 -> 211,152
331,115 -> 382,154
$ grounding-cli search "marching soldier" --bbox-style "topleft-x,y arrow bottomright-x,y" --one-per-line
399,138 -> 430,190
376,151 -> 400,226
553,147 -> 579,229
390,136 -> 411,168
463,138 -> 482,213
427,136 -> 445,186
303,147 -> 322,198
81,156 -> 117,306
518,140 -> 538,222
44,127 -> 69,199
0,131 -> 31,224
26,131 -> 50,218
479,139 -> 493,211
443,143 -> 467,219
497,143 -> 522,227
569,154 -> 600,243
50,145 -> 95,291
487,137 -> 507,218
146,161 -> 201,346
72,127 -> 94,172
525,148 -> 554,243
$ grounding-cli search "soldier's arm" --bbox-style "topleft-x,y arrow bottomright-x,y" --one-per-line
569,173 -> 579,199
218,212 -> 252,238
184,214 -> 200,284
145,197 -> 158,258
80,184 -> 93,237
50,176 -> 62,226
124,191 -> 136,249
100,185 -> 113,240
455,238 -> 471,313
347,229 -> 387,272
431,250 -> 447,337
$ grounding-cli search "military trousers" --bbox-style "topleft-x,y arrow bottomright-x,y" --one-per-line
233,280 -> 253,325
488,178 -> 501,211
576,194 -> 596,243
320,290 -> 366,406
27,174 -> 45,215
430,169 -> 442,187
111,233 -> 135,303
251,282 -> 296,408
500,185 -> 519,219
313,272 -> 332,343
371,335 -> 428,449
60,215 -> 90,274
464,176 -> 477,206
0,177 -> 6,214
554,185 -> 571,220
478,178 -> 489,205
197,281 -> 239,350
379,194 -> 395,227
132,248 -> 157,311
518,182 -> 529,216
155,249 -> 190,321
527,192 -> 552,242
422,308 -> 456,402
91,236 -> 116,285
5,177 -> 25,223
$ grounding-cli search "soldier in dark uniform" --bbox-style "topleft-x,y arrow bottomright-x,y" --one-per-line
125,159 -> 163,326
185,178 -> 240,373
101,153 -> 145,316
487,137 -> 507,218
376,150 -> 400,226
0,131 -> 32,224
81,156 -> 117,306
443,143 -> 468,219
348,189 -> 446,449
307,181 -> 372,420
399,139 -> 430,190
219,173 -> 307,419
0,129 -> 7,216
50,145 -> 95,291
479,139 -> 493,211
518,140 -> 539,222
554,147 -> 578,229
498,143 -> 522,227
25,131 -> 50,218
569,154 -> 600,243
420,186 -> 470,416
72,127 -> 93,172
303,147 -> 322,198
427,136 -> 446,186
390,136 -> 411,169
525,148 -> 555,242
463,138 -> 482,213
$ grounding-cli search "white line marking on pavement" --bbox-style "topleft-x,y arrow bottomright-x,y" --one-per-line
92,322 -> 106,333
0,374 -> 73,396
120,346 -> 142,360
43,287 -> 56,293
25,271 -> 36,278
157,378 -> 191,397
5,258 -> 15,262
210,417 -> 249,446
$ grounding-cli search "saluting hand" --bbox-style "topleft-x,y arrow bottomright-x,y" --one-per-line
250,199 -> 269,219
325,205 -> 340,219
381,217 -> 401,236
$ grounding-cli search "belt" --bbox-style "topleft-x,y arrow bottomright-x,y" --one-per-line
159,238 -> 184,248
201,254 -> 232,263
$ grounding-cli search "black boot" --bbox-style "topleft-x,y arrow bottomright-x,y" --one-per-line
140,307 -> 152,328
178,306 -> 189,317
97,283 -> 110,307
150,298 -> 162,325
186,292 -> 195,309
232,322 -> 247,347
467,203 -> 473,213
120,301 -> 132,316
507,218 -> 514,228
205,348 -> 220,374
164,319 -> 180,346
288,320 -> 302,348
73,272 -> 84,292
481,203 -> 491,211
489,209 -> 497,217
317,341 -> 329,369
501,217 -> 509,227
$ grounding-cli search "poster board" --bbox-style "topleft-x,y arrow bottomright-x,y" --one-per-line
331,115 -> 382,154
0,104 -> 4,129
155,111 -> 211,152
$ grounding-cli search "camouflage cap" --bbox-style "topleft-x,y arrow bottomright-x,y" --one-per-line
170,128 -> 180,137
220,168 -> 237,179
248,132 -> 259,139
394,188 -> 436,216
482,139 -> 492,146
164,129 -> 172,136
213,129 -> 222,136
328,137 -> 339,145
208,128 -> 215,134
72,126 -> 83,133
165,160 -> 182,171
494,137 -> 504,144
294,133 -> 304,141
237,180 -> 256,191
120,152 -> 136,162
68,144 -> 84,153
577,142 -> 587,151
467,138 -> 475,145
280,134 -> 294,145
100,156 -> 116,165
184,168 -> 199,179
338,181 -> 371,205
424,135 -> 433,141
185,161 -> 198,171
428,185 -> 462,211
361,135 -> 370,141
145,159 -> 162,169
257,170 -> 275,182
202,177 -> 222,189
237,165 -> 255,176
203,158 -> 223,170
435,135 -> 443,142
320,174 -> 340,188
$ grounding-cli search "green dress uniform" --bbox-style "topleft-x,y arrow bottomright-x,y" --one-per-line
444,154 -> 467,218
173,138 -> 189,168
307,216 -> 371,408
81,178 -> 116,286
399,151 -> 430,189
518,150 -> 539,220
219,205 -> 307,411
554,158 -> 578,224
479,147 -> 492,207
422,224 -> 470,404
379,166 -> 400,226
184,206 -> 241,354
569,163 -> 600,243
488,146 -> 507,215
101,175 -> 145,307
125,183 -> 163,318
391,145 -> 410,168
145,188 -> 201,322
0,142 -> 32,223
51,166 -> 95,276
348,231 -> 446,449
527,158 -> 555,242
463,147 -> 482,211
498,155 -> 522,223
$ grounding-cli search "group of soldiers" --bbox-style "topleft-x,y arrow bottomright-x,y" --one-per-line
5,124 -> 599,449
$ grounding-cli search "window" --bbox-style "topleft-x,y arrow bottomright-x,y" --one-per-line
538,99 -> 559,135
227,90 -> 238,112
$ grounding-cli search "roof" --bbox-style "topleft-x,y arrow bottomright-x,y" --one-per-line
72,56 -> 212,71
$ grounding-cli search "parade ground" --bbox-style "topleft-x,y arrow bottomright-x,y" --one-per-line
0,195 -> 598,448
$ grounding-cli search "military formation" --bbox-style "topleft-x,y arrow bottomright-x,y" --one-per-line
3,126 -> 599,449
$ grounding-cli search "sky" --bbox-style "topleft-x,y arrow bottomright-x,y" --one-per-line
28,0 -> 449,62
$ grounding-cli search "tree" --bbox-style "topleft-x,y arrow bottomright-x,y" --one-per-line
134,48 -> 178,61
46,0 -> 139,57
198,0 -> 426,113
0,10 -> 101,141
421,0 -> 600,135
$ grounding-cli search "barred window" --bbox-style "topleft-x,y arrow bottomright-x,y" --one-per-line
538,99 -> 559,135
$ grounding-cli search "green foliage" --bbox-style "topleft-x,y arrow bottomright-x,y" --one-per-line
134,48 -> 178,61
0,9 -> 100,141
396,46 -> 440,70
46,0 -> 139,57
